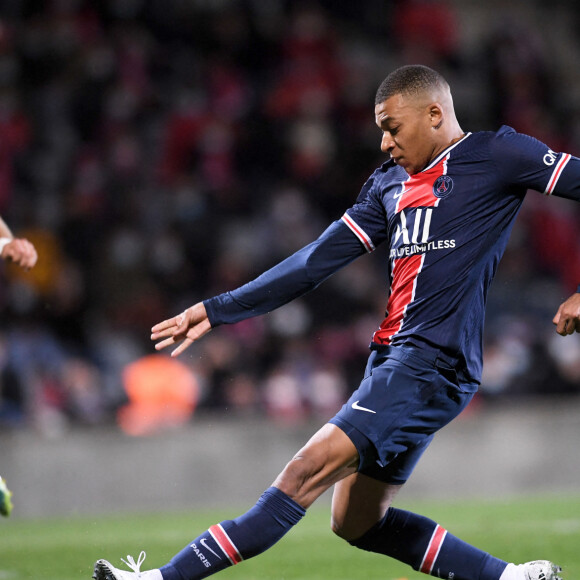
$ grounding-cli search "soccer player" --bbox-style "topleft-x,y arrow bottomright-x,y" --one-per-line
93,65 -> 579,580
0,217 -> 38,517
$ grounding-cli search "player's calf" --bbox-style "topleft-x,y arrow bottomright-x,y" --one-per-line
349,507 -> 507,580
93,487 -> 305,580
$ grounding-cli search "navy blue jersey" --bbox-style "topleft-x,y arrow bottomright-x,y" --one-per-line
342,126 -> 578,381
205,126 -> 580,383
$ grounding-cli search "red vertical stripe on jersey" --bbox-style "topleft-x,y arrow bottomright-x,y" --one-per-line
544,153 -> 571,195
208,524 -> 243,565
419,525 -> 448,574
374,155 -> 450,344
373,254 -> 424,344
396,156 -> 447,212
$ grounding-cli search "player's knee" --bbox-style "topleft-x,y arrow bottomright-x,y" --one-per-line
330,513 -> 373,542
330,515 -> 351,540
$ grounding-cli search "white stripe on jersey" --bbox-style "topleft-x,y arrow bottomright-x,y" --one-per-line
423,132 -> 472,172
342,213 -> 375,252
544,153 -> 571,195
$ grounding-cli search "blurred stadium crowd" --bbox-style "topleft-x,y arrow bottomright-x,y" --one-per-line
0,0 -> 579,436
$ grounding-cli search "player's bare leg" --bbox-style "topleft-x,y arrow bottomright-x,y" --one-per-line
272,423 -> 359,508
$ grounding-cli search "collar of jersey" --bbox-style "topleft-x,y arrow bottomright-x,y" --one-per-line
421,132 -> 472,173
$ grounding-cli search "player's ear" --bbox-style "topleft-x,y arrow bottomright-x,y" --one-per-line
429,103 -> 444,129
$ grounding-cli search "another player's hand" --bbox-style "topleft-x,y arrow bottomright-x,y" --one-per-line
151,302 -> 212,357
1,238 -> 38,270
552,292 -> 580,336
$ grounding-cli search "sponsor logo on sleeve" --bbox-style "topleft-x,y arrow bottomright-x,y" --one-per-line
543,149 -> 557,166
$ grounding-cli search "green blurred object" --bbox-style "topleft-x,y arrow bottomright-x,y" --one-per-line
0,476 -> 13,517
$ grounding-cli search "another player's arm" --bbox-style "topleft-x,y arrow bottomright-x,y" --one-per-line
552,286 -> 580,336
0,216 -> 37,270
151,220 -> 367,357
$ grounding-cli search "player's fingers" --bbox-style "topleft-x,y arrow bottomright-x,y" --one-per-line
556,320 -> 568,336
151,327 -> 178,341
2,246 -> 16,261
558,317 -> 576,336
185,319 -> 212,342
154,335 -> 179,351
20,252 -> 37,270
554,309 -> 568,335
0,240 -> 37,271
171,337 -> 194,357
172,311 -> 190,336
151,318 -> 180,334
24,247 -> 38,269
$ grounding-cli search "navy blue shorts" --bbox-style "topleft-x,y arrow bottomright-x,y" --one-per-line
329,344 -> 477,484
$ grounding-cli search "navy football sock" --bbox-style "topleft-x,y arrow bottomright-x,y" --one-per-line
160,487 -> 306,580
349,507 -> 508,580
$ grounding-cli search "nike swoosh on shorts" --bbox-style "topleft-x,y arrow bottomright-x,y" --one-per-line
351,401 -> 376,414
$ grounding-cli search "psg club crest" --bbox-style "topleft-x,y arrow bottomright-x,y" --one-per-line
433,175 -> 454,199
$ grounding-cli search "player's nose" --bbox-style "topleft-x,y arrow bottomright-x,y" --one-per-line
381,132 -> 395,153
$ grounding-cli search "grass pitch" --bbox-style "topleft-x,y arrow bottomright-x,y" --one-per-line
2,494 -> 580,580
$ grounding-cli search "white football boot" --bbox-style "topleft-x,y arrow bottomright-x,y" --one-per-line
521,561 -> 563,580
93,552 -> 163,580
501,560 -> 563,580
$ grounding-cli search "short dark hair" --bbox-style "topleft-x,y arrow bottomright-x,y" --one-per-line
375,65 -> 449,105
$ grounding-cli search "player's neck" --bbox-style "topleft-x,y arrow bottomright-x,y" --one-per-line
432,122 -> 465,161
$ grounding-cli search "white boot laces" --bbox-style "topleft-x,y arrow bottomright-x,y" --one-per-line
121,551 -> 147,576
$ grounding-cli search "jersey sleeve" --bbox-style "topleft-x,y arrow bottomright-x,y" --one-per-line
341,172 -> 390,252
203,219 -> 366,326
490,125 -> 580,201
544,153 -> 580,202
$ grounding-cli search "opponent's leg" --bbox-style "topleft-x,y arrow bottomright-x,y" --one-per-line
94,424 -> 359,580
332,474 -> 561,580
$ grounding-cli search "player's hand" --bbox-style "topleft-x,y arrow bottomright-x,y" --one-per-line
552,292 -> 580,336
1,238 -> 38,270
151,302 -> 212,357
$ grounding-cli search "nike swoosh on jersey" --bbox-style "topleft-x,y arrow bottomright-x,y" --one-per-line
351,400 -> 376,414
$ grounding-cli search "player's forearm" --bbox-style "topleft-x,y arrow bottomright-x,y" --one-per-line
204,220 -> 365,326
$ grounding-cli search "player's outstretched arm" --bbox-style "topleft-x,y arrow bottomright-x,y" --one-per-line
151,302 -> 212,357
552,291 -> 580,335
150,220 -> 366,357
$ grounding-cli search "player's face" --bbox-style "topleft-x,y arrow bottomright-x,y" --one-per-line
375,94 -> 442,175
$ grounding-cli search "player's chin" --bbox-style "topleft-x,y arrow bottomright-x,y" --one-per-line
396,158 -> 420,175
403,164 -> 420,175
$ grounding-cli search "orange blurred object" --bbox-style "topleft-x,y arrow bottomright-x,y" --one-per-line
118,354 -> 199,436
